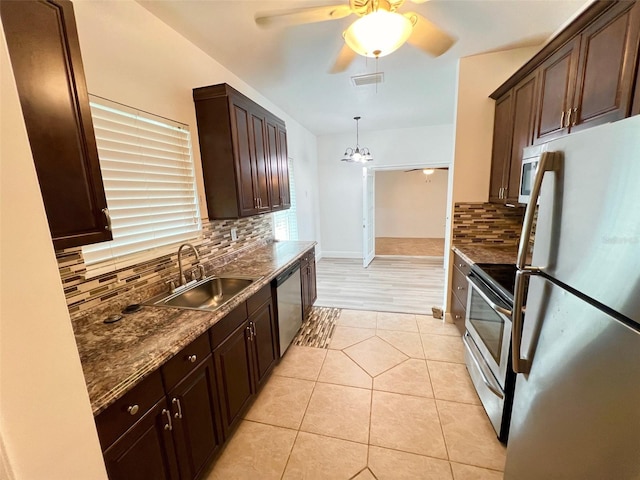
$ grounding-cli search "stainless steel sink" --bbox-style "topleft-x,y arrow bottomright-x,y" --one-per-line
144,276 -> 259,312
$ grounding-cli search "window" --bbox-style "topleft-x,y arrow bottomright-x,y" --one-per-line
82,97 -> 201,274
273,158 -> 298,241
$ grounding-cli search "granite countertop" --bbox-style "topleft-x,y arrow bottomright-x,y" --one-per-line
452,244 -> 520,266
74,240 -> 316,416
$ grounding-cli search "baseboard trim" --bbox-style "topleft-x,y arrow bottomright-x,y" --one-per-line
320,251 -> 362,259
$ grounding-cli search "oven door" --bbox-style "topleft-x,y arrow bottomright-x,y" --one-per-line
465,275 -> 512,388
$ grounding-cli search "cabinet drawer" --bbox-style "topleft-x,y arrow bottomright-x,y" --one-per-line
247,284 -> 271,315
95,369 -> 164,450
450,293 -> 467,336
161,332 -> 211,392
210,302 -> 248,350
452,252 -> 471,276
451,266 -> 469,306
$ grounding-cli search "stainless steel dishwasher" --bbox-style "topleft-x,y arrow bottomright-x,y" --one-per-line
273,262 -> 302,356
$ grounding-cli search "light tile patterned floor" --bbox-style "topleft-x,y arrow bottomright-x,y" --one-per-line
204,310 -> 505,480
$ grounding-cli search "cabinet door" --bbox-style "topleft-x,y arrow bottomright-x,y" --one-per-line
249,298 -> 278,387
102,398 -> 179,480
534,38 -> 581,144
213,320 -> 254,437
489,92 -> 513,203
572,1 -> 640,131
278,126 -> 291,209
506,72 -> 538,204
250,113 -> 271,212
231,102 -> 258,217
266,121 -> 282,211
1,0 -> 111,250
168,356 -> 223,480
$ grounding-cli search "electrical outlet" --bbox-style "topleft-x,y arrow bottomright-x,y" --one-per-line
231,227 -> 238,241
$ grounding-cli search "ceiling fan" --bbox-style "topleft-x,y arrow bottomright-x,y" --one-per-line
255,0 -> 456,73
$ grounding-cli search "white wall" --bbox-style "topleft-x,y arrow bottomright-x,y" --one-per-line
375,170 -> 448,238
0,29 -> 108,480
72,0 -> 321,247
318,124 -> 454,257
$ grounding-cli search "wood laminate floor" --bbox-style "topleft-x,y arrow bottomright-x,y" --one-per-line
315,257 -> 445,315
376,237 -> 445,257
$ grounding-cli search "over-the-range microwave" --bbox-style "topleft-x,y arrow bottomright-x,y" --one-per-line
519,144 -> 547,204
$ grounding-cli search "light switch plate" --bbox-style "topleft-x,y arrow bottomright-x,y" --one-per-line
231,227 -> 238,241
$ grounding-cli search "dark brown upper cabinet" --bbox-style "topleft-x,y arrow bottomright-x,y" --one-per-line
1,0 -> 112,250
489,0 -> 640,205
490,72 -> 538,205
535,1 -> 640,143
534,39 -> 581,144
193,83 -> 290,219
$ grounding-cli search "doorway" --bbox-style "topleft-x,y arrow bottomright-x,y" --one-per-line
363,167 -> 449,260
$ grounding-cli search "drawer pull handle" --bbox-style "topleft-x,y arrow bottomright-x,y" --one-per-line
458,263 -> 464,268
188,354 -> 197,363
456,286 -> 464,290
162,408 -> 173,431
455,314 -> 462,320
127,404 -> 139,415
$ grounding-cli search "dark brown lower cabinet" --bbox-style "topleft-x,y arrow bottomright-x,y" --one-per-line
98,282 -> 281,478
169,357 -> 223,480
213,320 -> 254,437
250,297 -> 278,388
102,398 -> 179,480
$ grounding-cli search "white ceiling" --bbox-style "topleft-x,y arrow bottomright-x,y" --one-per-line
138,0 -> 589,136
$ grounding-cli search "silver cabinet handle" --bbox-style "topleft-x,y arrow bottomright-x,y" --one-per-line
456,286 -> 464,290
513,150 -> 561,374
127,404 -> 139,415
162,408 -> 173,431
571,107 -> 577,127
102,208 -> 112,231
246,325 -> 252,340
565,108 -> 572,128
462,332 -> 504,399
172,398 -> 183,419
188,354 -> 197,363
560,110 -> 565,128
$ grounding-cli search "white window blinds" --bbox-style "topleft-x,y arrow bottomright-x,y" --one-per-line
82,97 -> 201,270
273,158 -> 298,241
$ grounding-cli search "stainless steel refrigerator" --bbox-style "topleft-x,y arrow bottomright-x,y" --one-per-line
505,115 -> 640,479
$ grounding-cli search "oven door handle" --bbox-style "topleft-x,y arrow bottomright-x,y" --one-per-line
462,332 -> 504,399
467,276 -> 512,319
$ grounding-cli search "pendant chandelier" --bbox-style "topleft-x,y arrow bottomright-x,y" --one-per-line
341,116 -> 373,163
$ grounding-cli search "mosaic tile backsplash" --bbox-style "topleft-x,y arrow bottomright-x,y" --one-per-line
453,202 -> 525,245
57,215 -> 274,319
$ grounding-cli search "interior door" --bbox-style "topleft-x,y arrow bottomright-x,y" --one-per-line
362,168 -> 375,268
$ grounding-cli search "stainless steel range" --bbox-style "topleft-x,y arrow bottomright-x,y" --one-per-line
464,262 -> 522,443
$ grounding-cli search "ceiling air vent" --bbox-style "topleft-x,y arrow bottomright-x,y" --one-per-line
351,72 -> 384,87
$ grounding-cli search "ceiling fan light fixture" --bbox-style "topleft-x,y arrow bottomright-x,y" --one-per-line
341,116 -> 373,164
343,10 -> 413,58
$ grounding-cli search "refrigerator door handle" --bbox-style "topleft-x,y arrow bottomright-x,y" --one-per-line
516,151 -> 561,270
513,150 -> 561,374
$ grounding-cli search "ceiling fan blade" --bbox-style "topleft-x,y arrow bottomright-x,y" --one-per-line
405,12 -> 456,57
329,44 -> 357,73
255,4 -> 352,28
